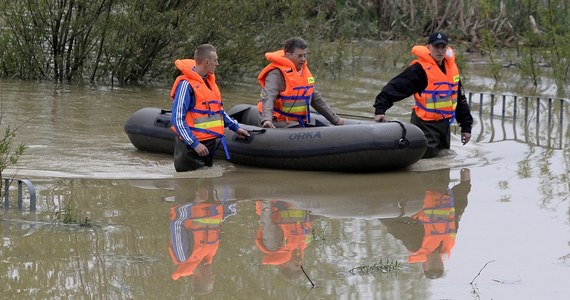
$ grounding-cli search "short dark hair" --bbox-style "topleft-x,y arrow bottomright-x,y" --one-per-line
283,37 -> 308,54
194,44 -> 216,63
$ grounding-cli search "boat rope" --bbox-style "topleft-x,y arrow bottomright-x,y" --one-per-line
389,120 -> 410,149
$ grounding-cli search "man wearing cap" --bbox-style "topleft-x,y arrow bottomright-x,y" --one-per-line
373,32 -> 473,158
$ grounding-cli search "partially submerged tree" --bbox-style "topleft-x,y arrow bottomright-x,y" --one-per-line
0,115 -> 27,193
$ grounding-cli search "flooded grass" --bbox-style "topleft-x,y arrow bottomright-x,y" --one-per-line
348,259 -> 402,275
53,203 -> 91,227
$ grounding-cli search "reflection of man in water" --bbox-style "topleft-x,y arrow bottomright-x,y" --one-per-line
381,168 -> 471,279
168,178 -> 236,294
255,200 -> 313,281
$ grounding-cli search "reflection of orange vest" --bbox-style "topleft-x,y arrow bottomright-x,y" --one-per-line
169,202 -> 223,280
255,201 -> 312,265
408,190 -> 456,263
411,46 -> 459,122
257,50 -> 315,123
170,59 -> 225,141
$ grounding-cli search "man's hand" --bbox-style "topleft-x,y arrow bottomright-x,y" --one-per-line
461,132 -> 471,145
262,120 -> 275,128
460,168 -> 471,182
374,114 -> 386,122
194,143 -> 209,157
334,118 -> 345,125
236,128 -> 250,139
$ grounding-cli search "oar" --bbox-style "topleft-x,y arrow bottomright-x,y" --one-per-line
337,112 -> 374,119
307,109 -> 373,120
300,265 -> 315,287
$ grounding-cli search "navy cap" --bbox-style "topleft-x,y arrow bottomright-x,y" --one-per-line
428,32 -> 448,45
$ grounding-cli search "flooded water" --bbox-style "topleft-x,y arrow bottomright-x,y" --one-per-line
1,57 -> 569,300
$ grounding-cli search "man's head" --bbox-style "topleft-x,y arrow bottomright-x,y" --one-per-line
191,262 -> 215,294
422,249 -> 444,279
278,249 -> 304,281
284,37 -> 308,71
427,32 -> 449,65
194,44 -> 218,76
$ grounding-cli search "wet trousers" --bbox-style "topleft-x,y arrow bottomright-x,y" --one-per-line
410,110 -> 451,159
173,138 -> 217,172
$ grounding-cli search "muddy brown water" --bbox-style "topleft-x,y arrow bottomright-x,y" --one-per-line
1,61 -> 569,300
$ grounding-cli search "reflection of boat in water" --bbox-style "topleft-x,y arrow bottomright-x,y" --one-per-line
123,104 -> 427,172
128,169 -> 427,220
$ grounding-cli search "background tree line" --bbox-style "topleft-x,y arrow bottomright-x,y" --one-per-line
0,0 -> 568,93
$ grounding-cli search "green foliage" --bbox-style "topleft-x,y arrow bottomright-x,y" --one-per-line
54,203 -> 91,227
310,218 -> 340,242
0,0 -> 114,82
0,0 -> 381,85
476,1 -> 501,84
307,1 -> 378,40
480,29 -> 502,84
519,40 -> 542,90
0,0 -> 569,93
0,101 -> 27,194
507,0 -> 570,94
0,124 -> 27,181
539,0 -> 570,95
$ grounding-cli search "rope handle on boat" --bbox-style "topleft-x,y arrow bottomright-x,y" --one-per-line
234,128 -> 266,144
246,129 -> 266,134
389,120 -> 410,149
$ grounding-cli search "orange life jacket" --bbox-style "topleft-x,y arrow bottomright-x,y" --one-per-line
408,189 -> 456,263
170,59 -> 225,141
169,202 -> 224,280
255,201 -> 312,265
411,46 -> 460,122
257,50 -> 315,124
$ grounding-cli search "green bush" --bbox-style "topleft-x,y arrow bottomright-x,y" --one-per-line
0,0 -> 569,92
0,123 -> 27,191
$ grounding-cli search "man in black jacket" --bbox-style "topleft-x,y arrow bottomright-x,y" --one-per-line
373,32 -> 474,158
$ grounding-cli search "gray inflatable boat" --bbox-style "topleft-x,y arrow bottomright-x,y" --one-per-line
124,104 -> 427,172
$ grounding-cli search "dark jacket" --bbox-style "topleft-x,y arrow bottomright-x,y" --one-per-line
373,62 -> 473,133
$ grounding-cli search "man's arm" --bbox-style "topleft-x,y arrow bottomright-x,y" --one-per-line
171,80 -> 199,149
455,81 -> 473,133
310,90 -> 342,125
374,63 -> 427,120
222,111 -> 250,139
451,168 -> 471,229
259,69 -> 284,126
222,111 -> 240,132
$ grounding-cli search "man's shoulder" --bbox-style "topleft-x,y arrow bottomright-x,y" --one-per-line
392,62 -> 423,79
265,68 -> 285,82
267,68 -> 283,75
408,61 -> 424,71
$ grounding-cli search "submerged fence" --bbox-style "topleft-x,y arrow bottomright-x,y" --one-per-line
2,178 -> 36,211
466,92 -> 569,150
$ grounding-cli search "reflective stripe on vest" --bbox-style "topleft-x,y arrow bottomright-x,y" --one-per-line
413,189 -> 457,236
193,218 -> 222,225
